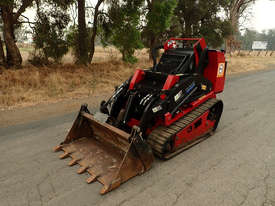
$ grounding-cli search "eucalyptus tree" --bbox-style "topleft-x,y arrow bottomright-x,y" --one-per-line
174,0 -> 232,48
101,0 -> 145,63
0,0 -> 74,67
0,0 -> 34,67
224,0 -> 255,52
142,0 -> 177,59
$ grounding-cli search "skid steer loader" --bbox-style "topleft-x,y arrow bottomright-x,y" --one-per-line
54,38 -> 226,194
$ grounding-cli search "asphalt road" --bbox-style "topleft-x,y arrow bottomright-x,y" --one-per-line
1,70 -> 275,206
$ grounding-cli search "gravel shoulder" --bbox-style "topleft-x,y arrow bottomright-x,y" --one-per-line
0,93 -> 111,128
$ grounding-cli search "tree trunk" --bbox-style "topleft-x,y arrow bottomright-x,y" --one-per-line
226,36 -> 233,56
149,36 -> 156,61
0,35 -> 6,66
185,22 -> 192,37
226,12 -> 239,56
77,0 -> 88,65
147,0 -> 157,61
1,6 -> 22,68
184,12 -> 192,37
89,0 -> 104,63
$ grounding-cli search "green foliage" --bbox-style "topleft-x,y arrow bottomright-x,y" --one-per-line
101,0 -> 144,63
265,30 -> 275,51
1,0 -> 252,66
174,0 -> 232,48
65,26 -> 78,48
33,8 -> 70,63
146,0 -> 177,36
200,19 -> 232,48
44,0 -> 75,9
65,25 -> 92,63
238,29 -> 257,50
142,0 -> 177,51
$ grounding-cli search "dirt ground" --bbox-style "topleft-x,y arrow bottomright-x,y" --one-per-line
0,93 -> 111,127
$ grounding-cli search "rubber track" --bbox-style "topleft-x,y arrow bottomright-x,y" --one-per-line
147,98 -> 219,158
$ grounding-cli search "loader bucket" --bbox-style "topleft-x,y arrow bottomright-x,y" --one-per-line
53,104 -> 154,194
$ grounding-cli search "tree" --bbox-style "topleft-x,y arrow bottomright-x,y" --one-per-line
76,0 -> 89,64
0,0 -> 34,68
265,29 -> 275,51
101,0 -> 144,63
31,1 -> 71,64
224,0 -> 255,52
88,0 -> 104,63
238,29 -> 257,50
33,14 -> 70,63
225,0 -> 255,33
0,16 -> 6,66
142,0 -> 177,59
66,0 -> 104,64
0,35 -> 5,67
174,0 -> 231,48
239,29 -> 275,51
0,0 -> 75,68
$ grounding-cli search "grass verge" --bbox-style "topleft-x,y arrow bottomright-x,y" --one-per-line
0,59 -> 151,109
1,49 -> 275,109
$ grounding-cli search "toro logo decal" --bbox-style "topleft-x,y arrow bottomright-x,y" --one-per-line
217,63 -> 225,77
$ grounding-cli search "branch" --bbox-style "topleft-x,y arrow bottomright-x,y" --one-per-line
98,10 -> 110,18
17,14 -> 35,31
18,21 -> 35,24
13,0 -> 33,21
17,14 -> 35,24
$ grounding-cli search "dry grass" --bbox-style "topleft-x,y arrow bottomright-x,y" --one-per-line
1,46 -> 274,109
226,54 -> 275,75
0,58 -> 151,109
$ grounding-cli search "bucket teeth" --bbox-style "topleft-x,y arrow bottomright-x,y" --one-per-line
77,166 -> 88,174
68,158 -> 79,166
100,178 -> 121,195
86,174 -> 98,184
100,186 -> 110,195
59,152 -> 70,159
53,145 -> 62,152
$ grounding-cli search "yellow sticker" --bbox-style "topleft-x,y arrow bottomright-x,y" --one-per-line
217,63 -> 225,77
201,84 -> 207,90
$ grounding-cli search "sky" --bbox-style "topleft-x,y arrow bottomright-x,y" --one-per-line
24,0 -> 275,33
249,0 -> 275,32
